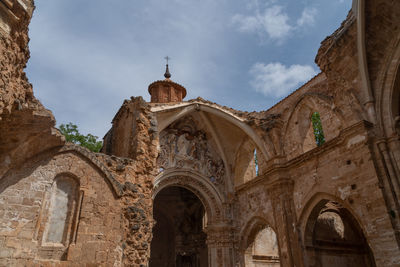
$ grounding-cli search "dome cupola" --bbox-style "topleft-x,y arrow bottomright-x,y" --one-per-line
148,57 -> 187,103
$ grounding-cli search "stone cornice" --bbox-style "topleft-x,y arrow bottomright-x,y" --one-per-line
235,120 -> 374,194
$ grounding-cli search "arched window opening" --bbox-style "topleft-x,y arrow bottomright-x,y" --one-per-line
43,175 -> 80,246
244,225 -> 280,267
311,112 -> 325,147
254,149 -> 259,176
304,201 -> 376,267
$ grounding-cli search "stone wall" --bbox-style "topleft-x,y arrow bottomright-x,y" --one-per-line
0,0 -> 34,117
101,96 -> 159,265
0,142 -> 157,266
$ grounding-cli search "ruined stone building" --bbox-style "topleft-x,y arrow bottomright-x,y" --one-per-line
1,0 -> 400,266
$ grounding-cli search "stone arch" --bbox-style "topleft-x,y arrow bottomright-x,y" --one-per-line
0,144 -> 124,198
238,216 -> 280,267
283,94 -> 343,159
298,193 -> 364,244
234,138 -> 259,186
153,168 -> 225,224
57,144 -> 123,197
377,33 -> 400,137
154,102 -> 271,161
299,193 -> 376,267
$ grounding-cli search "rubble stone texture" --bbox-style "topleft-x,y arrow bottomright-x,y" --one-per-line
1,0 -> 400,266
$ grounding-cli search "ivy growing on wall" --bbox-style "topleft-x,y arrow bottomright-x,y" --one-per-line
254,149 -> 259,176
311,112 -> 325,146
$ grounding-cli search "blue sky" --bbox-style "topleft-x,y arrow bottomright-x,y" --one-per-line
26,0 -> 352,138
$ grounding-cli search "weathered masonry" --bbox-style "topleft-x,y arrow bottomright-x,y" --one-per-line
1,0 -> 400,266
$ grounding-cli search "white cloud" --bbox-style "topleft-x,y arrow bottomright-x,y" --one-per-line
232,4 -> 318,43
232,5 -> 292,41
249,62 -> 317,98
297,7 -> 317,27
262,6 -> 293,39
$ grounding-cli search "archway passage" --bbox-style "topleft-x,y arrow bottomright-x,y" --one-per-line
305,201 -> 376,267
150,186 -> 208,267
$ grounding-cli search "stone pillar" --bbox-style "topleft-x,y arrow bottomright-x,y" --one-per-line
266,178 -> 304,267
205,224 -> 235,267
387,137 -> 400,191
376,139 -> 400,246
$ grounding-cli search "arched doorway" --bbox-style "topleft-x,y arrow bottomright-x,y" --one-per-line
304,200 -> 376,267
150,186 -> 208,267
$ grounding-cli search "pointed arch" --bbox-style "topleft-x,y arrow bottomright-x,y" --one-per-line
298,193 -> 364,242
151,102 -> 271,161
377,33 -> 400,137
0,144 -> 124,197
299,193 -> 376,267
283,94 -> 343,159
239,216 -> 280,267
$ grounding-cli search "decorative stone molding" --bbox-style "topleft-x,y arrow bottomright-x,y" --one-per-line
154,169 -> 225,223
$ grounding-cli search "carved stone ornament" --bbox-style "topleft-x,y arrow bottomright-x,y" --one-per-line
157,116 -> 226,185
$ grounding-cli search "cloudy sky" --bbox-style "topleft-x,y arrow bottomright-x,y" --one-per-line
26,0 -> 352,138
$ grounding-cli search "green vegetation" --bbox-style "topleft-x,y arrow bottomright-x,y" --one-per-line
254,149 -> 259,176
59,123 -> 103,152
311,112 -> 325,147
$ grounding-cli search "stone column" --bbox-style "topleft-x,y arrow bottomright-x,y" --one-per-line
205,224 -> 235,267
266,178 -> 304,267
387,137 -> 400,191
376,139 -> 400,246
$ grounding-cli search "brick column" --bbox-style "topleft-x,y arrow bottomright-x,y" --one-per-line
266,178 -> 304,267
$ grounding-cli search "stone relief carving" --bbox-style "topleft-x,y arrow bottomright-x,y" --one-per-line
157,116 -> 225,186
